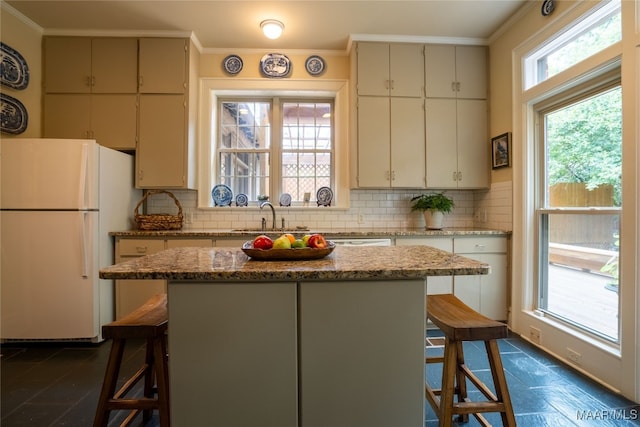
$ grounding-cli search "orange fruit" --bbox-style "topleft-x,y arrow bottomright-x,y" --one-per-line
282,233 -> 296,244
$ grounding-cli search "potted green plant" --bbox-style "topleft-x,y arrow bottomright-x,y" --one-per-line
410,192 -> 455,229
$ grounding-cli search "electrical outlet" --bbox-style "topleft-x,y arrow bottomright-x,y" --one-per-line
529,326 -> 541,344
357,214 -> 364,224
567,348 -> 582,365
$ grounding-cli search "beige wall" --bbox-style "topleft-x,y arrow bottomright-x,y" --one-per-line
488,0 -> 578,184
0,4 -> 43,137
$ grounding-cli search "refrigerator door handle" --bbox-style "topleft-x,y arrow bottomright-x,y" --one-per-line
79,143 -> 89,209
80,212 -> 89,278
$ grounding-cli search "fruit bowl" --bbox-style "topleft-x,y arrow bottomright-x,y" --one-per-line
241,240 -> 335,261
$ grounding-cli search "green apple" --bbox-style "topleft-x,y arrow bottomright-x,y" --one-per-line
272,236 -> 292,249
291,239 -> 306,248
302,234 -> 312,246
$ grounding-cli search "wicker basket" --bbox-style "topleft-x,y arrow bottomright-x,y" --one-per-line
134,190 -> 184,230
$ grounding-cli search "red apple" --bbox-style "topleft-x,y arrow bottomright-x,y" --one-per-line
307,234 -> 327,249
252,235 -> 273,250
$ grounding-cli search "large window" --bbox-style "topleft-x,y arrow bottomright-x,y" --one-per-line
216,98 -> 333,204
536,81 -> 621,342
526,1 -> 623,344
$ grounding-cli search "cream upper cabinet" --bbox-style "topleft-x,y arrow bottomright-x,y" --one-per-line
357,97 -> 425,188
139,38 -> 188,94
357,43 -> 424,97
425,45 -> 487,99
425,98 -> 488,189
44,37 -> 138,94
137,94 -> 188,188
44,94 -> 137,150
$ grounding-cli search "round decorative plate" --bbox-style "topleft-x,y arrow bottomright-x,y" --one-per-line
541,0 -> 555,16
223,54 -> 243,75
211,184 -> 233,206
242,240 -> 335,261
305,55 -> 325,76
260,53 -> 291,78
316,186 -> 333,207
236,193 -> 248,207
0,93 -> 28,135
279,193 -> 292,207
1,42 -> 29,90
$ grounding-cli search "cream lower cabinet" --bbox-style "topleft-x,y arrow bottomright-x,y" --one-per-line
395,236 -> 508,320
114,237 -> 213,319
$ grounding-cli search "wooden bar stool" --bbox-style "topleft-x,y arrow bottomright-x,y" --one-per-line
93,294 -> 170,427
425,294 -> 516,427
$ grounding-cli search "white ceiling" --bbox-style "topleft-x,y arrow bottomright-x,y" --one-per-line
5,0 -> 529,52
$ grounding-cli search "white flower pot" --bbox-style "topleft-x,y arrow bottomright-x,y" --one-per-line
424,210 -> 444,230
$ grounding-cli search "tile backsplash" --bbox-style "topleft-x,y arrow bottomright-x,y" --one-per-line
144,181 -> 512,232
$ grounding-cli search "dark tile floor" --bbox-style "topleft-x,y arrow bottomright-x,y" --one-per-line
1,332 -> 638,427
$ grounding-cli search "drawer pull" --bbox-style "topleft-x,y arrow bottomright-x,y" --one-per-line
135,246 -> 148,254
475,244 -> 486,249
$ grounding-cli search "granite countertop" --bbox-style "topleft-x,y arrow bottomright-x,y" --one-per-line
110,227 -> 510,238
99,245 -> 490,282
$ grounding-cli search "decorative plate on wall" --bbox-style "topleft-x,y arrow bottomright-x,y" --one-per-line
0,93 -> 28,134
212,184 -> 233,206
223,54 -> 243,75
305,55 -> 325,76
1,42 -> 29,90
260,53 -> 291,78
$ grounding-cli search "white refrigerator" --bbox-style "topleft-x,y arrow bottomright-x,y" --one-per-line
1,139 -> 140,342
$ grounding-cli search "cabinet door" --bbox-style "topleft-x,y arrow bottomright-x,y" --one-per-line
43,94 -> 91,139
390,97 -> 425,187
480,253 -> 508,320
137,94 -> 187,188
115,238 -> 166,319
425,98 -> 458,188
91,94 -> 137,150
44,37 -> 92,93
455,46 -> 487,100
456,99 -> 488,189
357,43 -> 390,96
91,38 -> 138,94
139,38 -> 187,94
389,44 -> 424,97
357,97 -> 391,187
424,45 -> 456,98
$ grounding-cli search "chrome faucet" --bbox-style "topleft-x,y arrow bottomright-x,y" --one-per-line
260,201 -> 276,230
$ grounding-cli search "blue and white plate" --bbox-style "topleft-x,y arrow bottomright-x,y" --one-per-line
235,193 -> 248,207
1,42 -> 29,90
0,93 -> 28,134
223,55 -> 243,75
316,186 -> 333,207
279,193 -> 292,207
260,53 -> 291,78
305,55 -> 325,76
212,184 -> 233,206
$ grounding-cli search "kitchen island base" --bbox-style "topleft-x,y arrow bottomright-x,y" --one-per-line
168,279 -> 426,427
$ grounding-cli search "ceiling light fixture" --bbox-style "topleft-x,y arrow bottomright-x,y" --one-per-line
261,19 -> 284,40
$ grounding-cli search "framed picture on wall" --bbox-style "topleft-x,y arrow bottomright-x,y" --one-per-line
491,132 -> 511,169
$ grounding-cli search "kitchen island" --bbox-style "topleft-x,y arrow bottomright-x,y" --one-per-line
100,245 -> 489,427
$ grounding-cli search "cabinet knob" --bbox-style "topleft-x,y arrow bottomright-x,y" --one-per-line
457,171 -> 462,181
391,170 -> 396,181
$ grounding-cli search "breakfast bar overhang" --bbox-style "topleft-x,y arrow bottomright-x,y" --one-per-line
100,245 -> 490,427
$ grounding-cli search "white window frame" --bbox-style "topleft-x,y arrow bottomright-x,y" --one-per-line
511,0 -> 636,397
197,78 -> 350,209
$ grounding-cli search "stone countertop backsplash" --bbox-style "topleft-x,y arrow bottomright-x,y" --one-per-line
110,227 -> 511,238
99,245 -> 490,282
